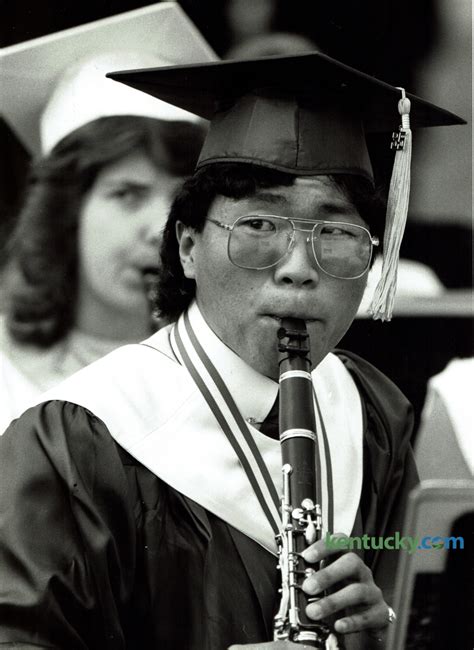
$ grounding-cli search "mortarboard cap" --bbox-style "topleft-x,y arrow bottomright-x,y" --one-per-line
107,52 -> 464,177
108,52 -> 466,320
0,2 -> 216,155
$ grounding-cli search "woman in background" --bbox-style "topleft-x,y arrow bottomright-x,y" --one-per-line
0,3 -> 213,430
0,116 -> 204,429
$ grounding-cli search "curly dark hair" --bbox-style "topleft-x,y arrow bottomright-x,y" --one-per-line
157,163 -> 385,321
4,115 -> 206,346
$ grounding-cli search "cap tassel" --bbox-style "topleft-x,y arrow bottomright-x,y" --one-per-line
369,88 -> 412,321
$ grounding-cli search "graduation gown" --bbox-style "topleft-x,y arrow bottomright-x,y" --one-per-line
0,350 -> 417,649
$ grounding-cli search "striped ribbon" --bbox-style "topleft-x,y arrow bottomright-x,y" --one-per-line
173,311 -> 282,536
172,310 -> 334,538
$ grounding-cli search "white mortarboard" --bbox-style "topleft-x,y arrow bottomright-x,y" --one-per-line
0,2 -> 216,155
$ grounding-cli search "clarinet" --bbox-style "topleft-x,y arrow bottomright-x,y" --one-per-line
273,318 -> 338,648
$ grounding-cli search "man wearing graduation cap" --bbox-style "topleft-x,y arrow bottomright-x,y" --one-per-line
0,49 -> 464,649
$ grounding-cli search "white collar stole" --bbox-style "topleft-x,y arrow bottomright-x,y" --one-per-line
40,304 -> 363,555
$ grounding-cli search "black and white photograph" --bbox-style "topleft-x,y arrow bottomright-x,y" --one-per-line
0,1 -> 472,648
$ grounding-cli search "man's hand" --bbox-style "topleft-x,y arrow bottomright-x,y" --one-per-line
301,533 -> 390,638
229,533 -> 392,648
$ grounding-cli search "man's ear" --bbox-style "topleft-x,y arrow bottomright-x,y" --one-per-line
176,221 -> 197,280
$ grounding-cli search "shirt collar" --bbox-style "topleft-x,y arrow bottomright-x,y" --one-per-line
177,300 -> 279,427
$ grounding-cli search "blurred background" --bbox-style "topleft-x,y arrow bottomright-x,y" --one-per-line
1,0 -> 472,430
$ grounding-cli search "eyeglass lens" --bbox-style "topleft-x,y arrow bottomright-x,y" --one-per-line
228,215 -> 372,278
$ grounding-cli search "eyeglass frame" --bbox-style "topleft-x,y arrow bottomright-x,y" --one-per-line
206,214 -> 380,280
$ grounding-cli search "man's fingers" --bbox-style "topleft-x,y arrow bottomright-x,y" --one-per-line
305,582 -> 380,620
333,600 -> 391,634
302,551 -> 373,595
301,532 -> 353,563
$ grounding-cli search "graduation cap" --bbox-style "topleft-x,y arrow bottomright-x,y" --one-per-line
0,2 -> 216,156
107,52 -> 466,320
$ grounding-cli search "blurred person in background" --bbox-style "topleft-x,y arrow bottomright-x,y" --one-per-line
415,357 -> 474,480
0,2 -> 214,432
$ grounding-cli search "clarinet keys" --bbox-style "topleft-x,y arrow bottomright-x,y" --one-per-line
291,498 -> 321,545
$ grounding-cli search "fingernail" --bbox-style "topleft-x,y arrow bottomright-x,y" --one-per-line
301,548 -> 318,562
302,577 -> 321,595
335,619 -> 348,633
308,603 -> 323,620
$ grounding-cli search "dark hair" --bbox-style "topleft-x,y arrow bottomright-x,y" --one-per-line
5,115 -> 206,346
157,163 -> 385,321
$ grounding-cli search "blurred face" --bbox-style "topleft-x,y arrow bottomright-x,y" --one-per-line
77,149 -> 183,336
178,176 -> 370,379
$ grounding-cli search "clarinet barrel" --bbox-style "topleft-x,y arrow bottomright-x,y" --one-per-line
273,317 -> 335,647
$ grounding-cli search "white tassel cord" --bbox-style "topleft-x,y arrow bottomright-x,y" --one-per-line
370,89 -> 412,321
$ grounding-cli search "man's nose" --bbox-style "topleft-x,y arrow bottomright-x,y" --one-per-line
273,230 -> 320,286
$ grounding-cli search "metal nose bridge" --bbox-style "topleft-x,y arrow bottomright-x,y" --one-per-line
287,217 -> 318,239
286,224 -> 317,261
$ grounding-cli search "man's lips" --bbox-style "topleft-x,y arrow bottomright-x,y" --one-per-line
264,313 -> 318,323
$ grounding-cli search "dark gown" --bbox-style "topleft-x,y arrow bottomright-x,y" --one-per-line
0,351 -> 417,649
